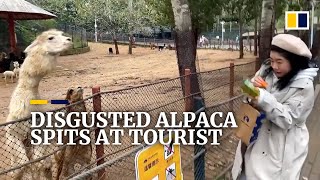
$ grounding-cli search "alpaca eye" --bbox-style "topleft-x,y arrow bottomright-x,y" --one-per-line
48,37 -> 54,40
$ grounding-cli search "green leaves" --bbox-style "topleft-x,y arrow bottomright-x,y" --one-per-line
224,0 -> 262,25
89,0 -> 160,36
24,0 -> 299,37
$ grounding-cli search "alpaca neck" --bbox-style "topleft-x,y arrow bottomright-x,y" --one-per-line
17,74 -> 42,90
18,53 -> 57,89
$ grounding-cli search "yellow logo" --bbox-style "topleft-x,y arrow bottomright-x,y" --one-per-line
285,11 -> 309,30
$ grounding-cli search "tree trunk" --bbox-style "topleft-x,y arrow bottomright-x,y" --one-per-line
128,34 -> 133,54
299,3 -> 311,47
300,31 -> 310,47
272,0 -> 277,37
170,0 -> 200,96
311,24 -> 320,58
259,0 -> 274,62
239,8 -> 244,59
258,0 -> 262,51
113,36 -> 119,54
113,33 -> 119,54
284,1 -> 289,33
254,15 -> 258,56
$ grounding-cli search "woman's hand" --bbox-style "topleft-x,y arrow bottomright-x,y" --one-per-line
245,95 -> 259,109
251,76 -> 267,88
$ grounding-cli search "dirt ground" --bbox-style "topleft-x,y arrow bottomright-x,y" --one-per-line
0,43 -> 255,123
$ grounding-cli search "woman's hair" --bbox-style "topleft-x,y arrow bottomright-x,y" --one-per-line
270,45 -> 310,90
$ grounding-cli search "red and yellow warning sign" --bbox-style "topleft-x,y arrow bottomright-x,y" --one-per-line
135,138 -> 183,180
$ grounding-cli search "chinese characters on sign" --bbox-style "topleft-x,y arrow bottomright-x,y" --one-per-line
135,136 -> 183,180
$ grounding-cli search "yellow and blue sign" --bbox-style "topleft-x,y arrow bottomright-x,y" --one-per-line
30,100 -> 69,105
285,11 -> 309,30
135,137 -> 183,180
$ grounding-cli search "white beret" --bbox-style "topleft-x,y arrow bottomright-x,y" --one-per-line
271,34 -> 312,59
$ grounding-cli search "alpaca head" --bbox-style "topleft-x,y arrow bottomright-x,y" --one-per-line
13,61 -> 19,68
66,87 -> 84,103
19,29 -> 72,80
24,29 -> 72,55
65,87 -> 86,113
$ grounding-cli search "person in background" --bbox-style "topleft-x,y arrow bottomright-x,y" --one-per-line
199,35 -> 204,47
232,34 -> 319,180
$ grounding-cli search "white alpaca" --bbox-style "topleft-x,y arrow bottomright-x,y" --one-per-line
13,61 -> 20,78
3,70 -> 15,84
5,29 -> 72,180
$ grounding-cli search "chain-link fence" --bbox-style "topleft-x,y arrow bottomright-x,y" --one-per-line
58,24 -> 88,49
0,20 -> 88,73
86,31 -> 255,52
86,32 -> 175,48
0,22 -> 88,54
0,22 -> 88,73
0,61 -> 257,179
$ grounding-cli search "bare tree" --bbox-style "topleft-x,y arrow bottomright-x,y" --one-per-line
254,0 -> 262,56
91,0 -> 157,55
238,3 -> 244,59
170,0 -> 200,95
259,0 -> 275,63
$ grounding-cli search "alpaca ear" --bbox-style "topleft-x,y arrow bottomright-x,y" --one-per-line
24,39 -> 39,53
65,89 -> 74,100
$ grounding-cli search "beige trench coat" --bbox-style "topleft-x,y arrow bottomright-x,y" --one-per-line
232,64 -> 319,180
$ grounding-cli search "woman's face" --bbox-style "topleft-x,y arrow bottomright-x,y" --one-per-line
270,51 -> 292,78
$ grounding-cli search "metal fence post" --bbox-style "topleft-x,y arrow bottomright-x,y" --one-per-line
193,97 -> 205,180
255,57 -> 261,72
86,30 -> 88,47
184,69 -> 205,179
80,29 -> 83,48
92,86 -> 106,179
184,69 -> 206,180
71,26 -> 74,49
229,63 -> 234,110
232,41 -> 234,51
